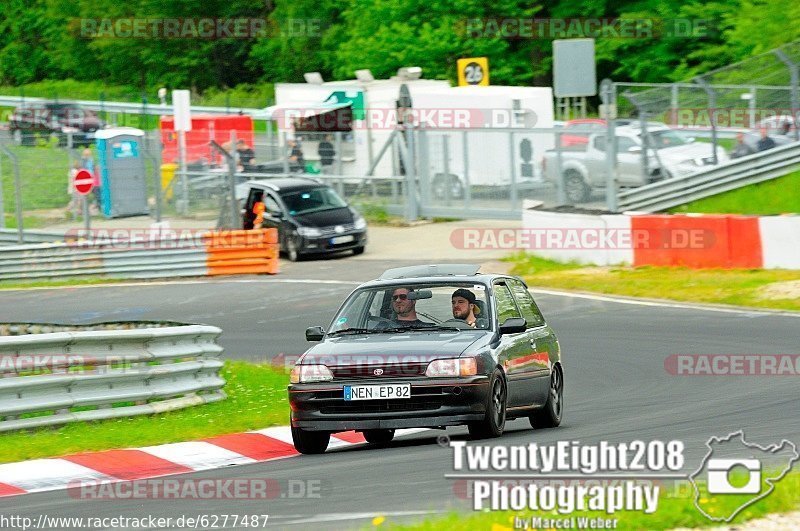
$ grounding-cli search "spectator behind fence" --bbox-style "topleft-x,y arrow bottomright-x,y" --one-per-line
288,139 -> 305,172
756,127 -> 777,152
236,139 -> 256,170
318,135 -> 335,172
67,161 -> 83,218
730,133 -> 754,159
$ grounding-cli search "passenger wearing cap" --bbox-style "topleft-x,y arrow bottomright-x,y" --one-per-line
451,288 -> 478,328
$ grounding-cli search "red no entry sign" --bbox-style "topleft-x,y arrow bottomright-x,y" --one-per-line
73,169 -> 94,196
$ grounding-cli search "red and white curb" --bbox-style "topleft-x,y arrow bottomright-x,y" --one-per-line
0,427 -> 430,497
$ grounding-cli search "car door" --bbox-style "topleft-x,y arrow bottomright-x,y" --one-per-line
507,278 -> 554,406
261,192 -> 287,246
492,280 -> 535,409
242,188 -> 263,229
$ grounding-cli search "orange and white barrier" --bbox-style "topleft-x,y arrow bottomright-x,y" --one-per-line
522,210 -> 800,269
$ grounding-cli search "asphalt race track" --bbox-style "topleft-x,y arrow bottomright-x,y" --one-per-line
1,258 -> 799,529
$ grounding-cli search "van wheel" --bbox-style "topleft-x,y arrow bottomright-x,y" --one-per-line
468,369 -> 506,439
432,174 -> 464,200
287,239 -> 301,262
291,426 -> 330,454
564,171 -> 590,203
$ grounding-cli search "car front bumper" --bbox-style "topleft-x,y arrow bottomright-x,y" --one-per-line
289,376 -> 490,432
297,230 -> 367,255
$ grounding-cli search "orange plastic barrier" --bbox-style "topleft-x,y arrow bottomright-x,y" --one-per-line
631,215 -> 762,269
204,229 -> 279,276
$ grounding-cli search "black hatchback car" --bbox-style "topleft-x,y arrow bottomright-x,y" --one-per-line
289,264 -> 564,454
9,102 -> 104,147
238,178 -> 367,261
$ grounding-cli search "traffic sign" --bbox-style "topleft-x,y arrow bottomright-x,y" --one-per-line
457,57 -> 489,86
73,169 -> 94,196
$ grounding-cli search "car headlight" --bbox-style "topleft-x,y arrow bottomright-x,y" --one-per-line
290,364 -> 333,383
297,226 -> 322,238
354,216 -> 367,230
425,358 -> 478,378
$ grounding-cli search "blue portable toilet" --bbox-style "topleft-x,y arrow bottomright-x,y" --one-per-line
96,127 -> 149,218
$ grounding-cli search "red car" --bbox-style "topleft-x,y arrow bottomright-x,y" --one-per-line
559,118 -> 608,147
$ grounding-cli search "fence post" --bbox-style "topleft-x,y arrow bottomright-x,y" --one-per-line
508,131 -> 518,209
404,126 -> 418,222
694,77 -> 719,164
442,135 -> 451,206
774,49 -> 800,141
0,153 -> 4,229
282,131 -> 290,174
228,130 -> 239,228
601,80 -> 618,212
0,146 -> 24,243
462,130 -> 471,211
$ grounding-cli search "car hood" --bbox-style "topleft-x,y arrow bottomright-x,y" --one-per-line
294,207 -> 353,227
301,331 -> 487,365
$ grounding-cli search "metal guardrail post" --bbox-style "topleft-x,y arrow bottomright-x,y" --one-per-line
774,49 -> 800,141
0,145 -> 23,243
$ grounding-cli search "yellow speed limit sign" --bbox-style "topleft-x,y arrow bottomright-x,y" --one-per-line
457,57 -> 489,86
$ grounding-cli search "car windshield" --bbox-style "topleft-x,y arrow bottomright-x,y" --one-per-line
328,283 -> 492,334
644,130 -> 691,149
280,187 -> 348,215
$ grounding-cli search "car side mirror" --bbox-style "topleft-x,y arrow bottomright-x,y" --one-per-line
499,317 -> 527,335
305,326 -> 325,342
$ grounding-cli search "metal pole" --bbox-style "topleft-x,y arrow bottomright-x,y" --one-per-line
508,131 -> 517,209
404,126 -> 418,222
442,136 -> 451,205
462,130 -> 471,210
774,49 -> 800,141
335,132 -> 343,175
0,146 -> 24,243
178,129 -> 189,213
749,86 -> 757,129
282,131 -> 290,174
555,130 -> 565,205
83,191 -> 90,231
694,77 -> 719,164
602,81 -> 618,212
670,84 -> 679,126
0,153 -> 5,229
229,131 -> 239,228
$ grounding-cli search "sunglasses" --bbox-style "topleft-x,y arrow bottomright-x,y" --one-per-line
392,294 -> 409,301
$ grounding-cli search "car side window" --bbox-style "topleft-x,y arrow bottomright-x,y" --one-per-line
507,279 -> 545,327
264,194 -> 282,215
493,283 -> 522,324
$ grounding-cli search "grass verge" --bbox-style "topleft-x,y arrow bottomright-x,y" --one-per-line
0,361 -> 289,464
387,472 -> 800,530
506,253 -> 800,311
670,169 -> 800,215
0,277 -> 134,290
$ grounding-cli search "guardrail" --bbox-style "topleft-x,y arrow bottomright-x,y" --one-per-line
0,95 -> 265,118
0,229 -> 66,245
0,322 -> 225,432
617,141 -> 800,212
0,229 -> 278,281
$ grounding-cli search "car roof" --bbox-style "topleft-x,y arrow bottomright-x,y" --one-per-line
356,264 -> 522,289
243,177 -> 325,193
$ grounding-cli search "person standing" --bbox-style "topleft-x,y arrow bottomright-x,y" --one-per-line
756,127 -> 777,152
318,135 -> 335,173
730,133 -> 754,159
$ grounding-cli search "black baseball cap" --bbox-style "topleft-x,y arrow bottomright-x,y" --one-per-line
452,288 -> 476,304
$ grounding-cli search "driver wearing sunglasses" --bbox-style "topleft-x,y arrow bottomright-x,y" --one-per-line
386,287 -> 429,328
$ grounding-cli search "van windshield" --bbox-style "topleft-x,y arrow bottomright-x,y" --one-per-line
280,187 -> 348,215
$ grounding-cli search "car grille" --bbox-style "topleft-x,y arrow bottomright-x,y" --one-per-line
320,399 -> 443,414
330,363 -> 428,379
318,223 -> 356,237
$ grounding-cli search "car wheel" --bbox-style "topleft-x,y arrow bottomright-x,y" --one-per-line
363,429 -> 394,445
468,368 -> 506,439
530,364 -> 563,429
564,171 -> 590,203
287,239 -> 301,262
291,426 -> 330,454
432,174 -> 464,200
352,246 -> 365,256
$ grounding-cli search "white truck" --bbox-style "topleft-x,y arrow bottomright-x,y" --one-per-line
541,124 -> 729,202
267,71 -> 555,198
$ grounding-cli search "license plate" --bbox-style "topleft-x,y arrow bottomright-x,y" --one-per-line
344,384 -> 411,401
330,235 -> 355,245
